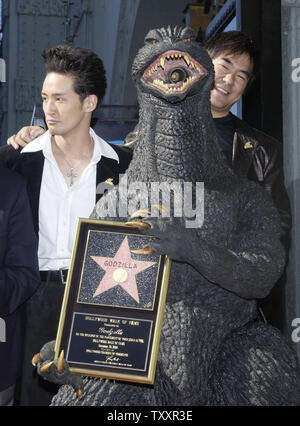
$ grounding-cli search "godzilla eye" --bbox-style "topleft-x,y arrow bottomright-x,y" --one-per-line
152,39 -> 157,45
186,37 -> 191,42
169,68 -> 187,83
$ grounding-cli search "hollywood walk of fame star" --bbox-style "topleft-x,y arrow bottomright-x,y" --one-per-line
91,236 -> 156,303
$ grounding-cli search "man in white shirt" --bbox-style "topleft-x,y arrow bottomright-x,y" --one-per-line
0,45 -> 132,405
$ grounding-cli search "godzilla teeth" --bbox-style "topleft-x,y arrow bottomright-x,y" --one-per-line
153,75 -> 197,93
184,55 -> 190,66
148,64 -> 159,76
146,53 -> 203,77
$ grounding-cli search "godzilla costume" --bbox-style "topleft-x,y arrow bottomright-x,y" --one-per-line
39,27 -> 300,406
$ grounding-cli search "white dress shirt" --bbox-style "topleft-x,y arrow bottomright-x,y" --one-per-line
21,128 -> 119,271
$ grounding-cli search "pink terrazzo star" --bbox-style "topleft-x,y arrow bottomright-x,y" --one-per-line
91,236 -> 156,303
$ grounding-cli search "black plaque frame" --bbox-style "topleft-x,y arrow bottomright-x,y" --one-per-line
54,218 -> 171,384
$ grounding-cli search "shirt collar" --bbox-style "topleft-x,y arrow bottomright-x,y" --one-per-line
21,128 -> 120,164
90,128 -> 119,163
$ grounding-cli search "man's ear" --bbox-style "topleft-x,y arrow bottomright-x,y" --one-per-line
83,94 -> 98,112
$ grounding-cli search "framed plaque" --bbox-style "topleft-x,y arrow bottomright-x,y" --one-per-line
54,218 -> 171,384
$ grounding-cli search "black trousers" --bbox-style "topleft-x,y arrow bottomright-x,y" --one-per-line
19,274 -> 65,406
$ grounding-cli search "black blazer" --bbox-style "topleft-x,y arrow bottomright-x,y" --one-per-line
0,167 -> 40,391
0,143 -> 132,236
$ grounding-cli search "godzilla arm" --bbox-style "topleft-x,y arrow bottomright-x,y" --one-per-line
144,184 -> 285,300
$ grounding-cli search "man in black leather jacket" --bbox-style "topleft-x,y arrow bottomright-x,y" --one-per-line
204,31 -> 291,250
204,31 -> 290,330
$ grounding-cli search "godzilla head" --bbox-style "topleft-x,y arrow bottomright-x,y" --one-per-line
132,26 -> 214,103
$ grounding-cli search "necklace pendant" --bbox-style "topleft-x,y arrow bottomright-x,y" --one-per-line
67,168 -> 77,186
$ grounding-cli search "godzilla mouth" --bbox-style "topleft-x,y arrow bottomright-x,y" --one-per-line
142,50 -> 207,94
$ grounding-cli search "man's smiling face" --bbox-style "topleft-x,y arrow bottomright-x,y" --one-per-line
210,52 -> 253,118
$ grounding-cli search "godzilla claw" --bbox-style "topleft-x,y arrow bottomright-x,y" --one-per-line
131,247 -> 154,255
125,221 -> 151,230
130,209 -> 151,219
32,353 -> 41,367
151,204 -> 170,216
76,387 -> 84,398
35,341 -> 85,398
39,360 -> 54,373
56,350 -> 65,374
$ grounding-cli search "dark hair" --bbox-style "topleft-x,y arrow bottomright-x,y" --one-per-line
203,31 -> 260,85
41,44 -> 107,104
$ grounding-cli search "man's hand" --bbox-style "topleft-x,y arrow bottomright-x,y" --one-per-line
7,126 -> 46,149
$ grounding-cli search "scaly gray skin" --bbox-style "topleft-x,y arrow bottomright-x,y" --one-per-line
48,26 -> 300,405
